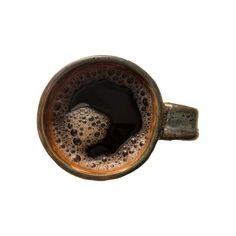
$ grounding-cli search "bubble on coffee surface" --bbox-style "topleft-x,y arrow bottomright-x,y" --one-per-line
50,64 -> 153,171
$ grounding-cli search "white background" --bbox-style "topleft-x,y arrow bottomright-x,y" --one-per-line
0,0 -> 236,235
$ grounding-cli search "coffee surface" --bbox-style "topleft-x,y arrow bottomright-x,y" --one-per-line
48,62 -> 154,172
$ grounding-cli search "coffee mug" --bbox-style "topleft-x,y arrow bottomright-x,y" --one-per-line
37,56 -> 198,180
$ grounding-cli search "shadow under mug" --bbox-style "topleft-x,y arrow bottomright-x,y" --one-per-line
37,56 -> 198,180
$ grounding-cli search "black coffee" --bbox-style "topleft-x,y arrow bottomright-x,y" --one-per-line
50,62 -> 153,170
69,80 -> 142,157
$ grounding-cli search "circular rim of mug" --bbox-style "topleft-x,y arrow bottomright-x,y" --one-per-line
37,55 -> 163,180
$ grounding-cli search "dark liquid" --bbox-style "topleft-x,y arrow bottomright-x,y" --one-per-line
69,80 -> 142,157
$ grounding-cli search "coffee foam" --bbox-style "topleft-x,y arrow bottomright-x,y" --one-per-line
50,64 -> 153,171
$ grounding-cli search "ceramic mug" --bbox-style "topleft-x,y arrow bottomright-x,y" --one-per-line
37,56 -> 198,180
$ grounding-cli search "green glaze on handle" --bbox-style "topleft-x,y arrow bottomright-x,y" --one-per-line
160,103 -> 199,140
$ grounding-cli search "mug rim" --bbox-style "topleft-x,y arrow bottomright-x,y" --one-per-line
37,55 -> 163,180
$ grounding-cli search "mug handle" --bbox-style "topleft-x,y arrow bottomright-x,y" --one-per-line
160,103 -> 199,140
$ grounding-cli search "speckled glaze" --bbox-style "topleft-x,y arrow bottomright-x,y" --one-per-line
37,56 -> 198,180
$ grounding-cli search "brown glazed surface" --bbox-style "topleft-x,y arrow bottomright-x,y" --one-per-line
37,56 -> 162,180
161,103 -> 199,140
